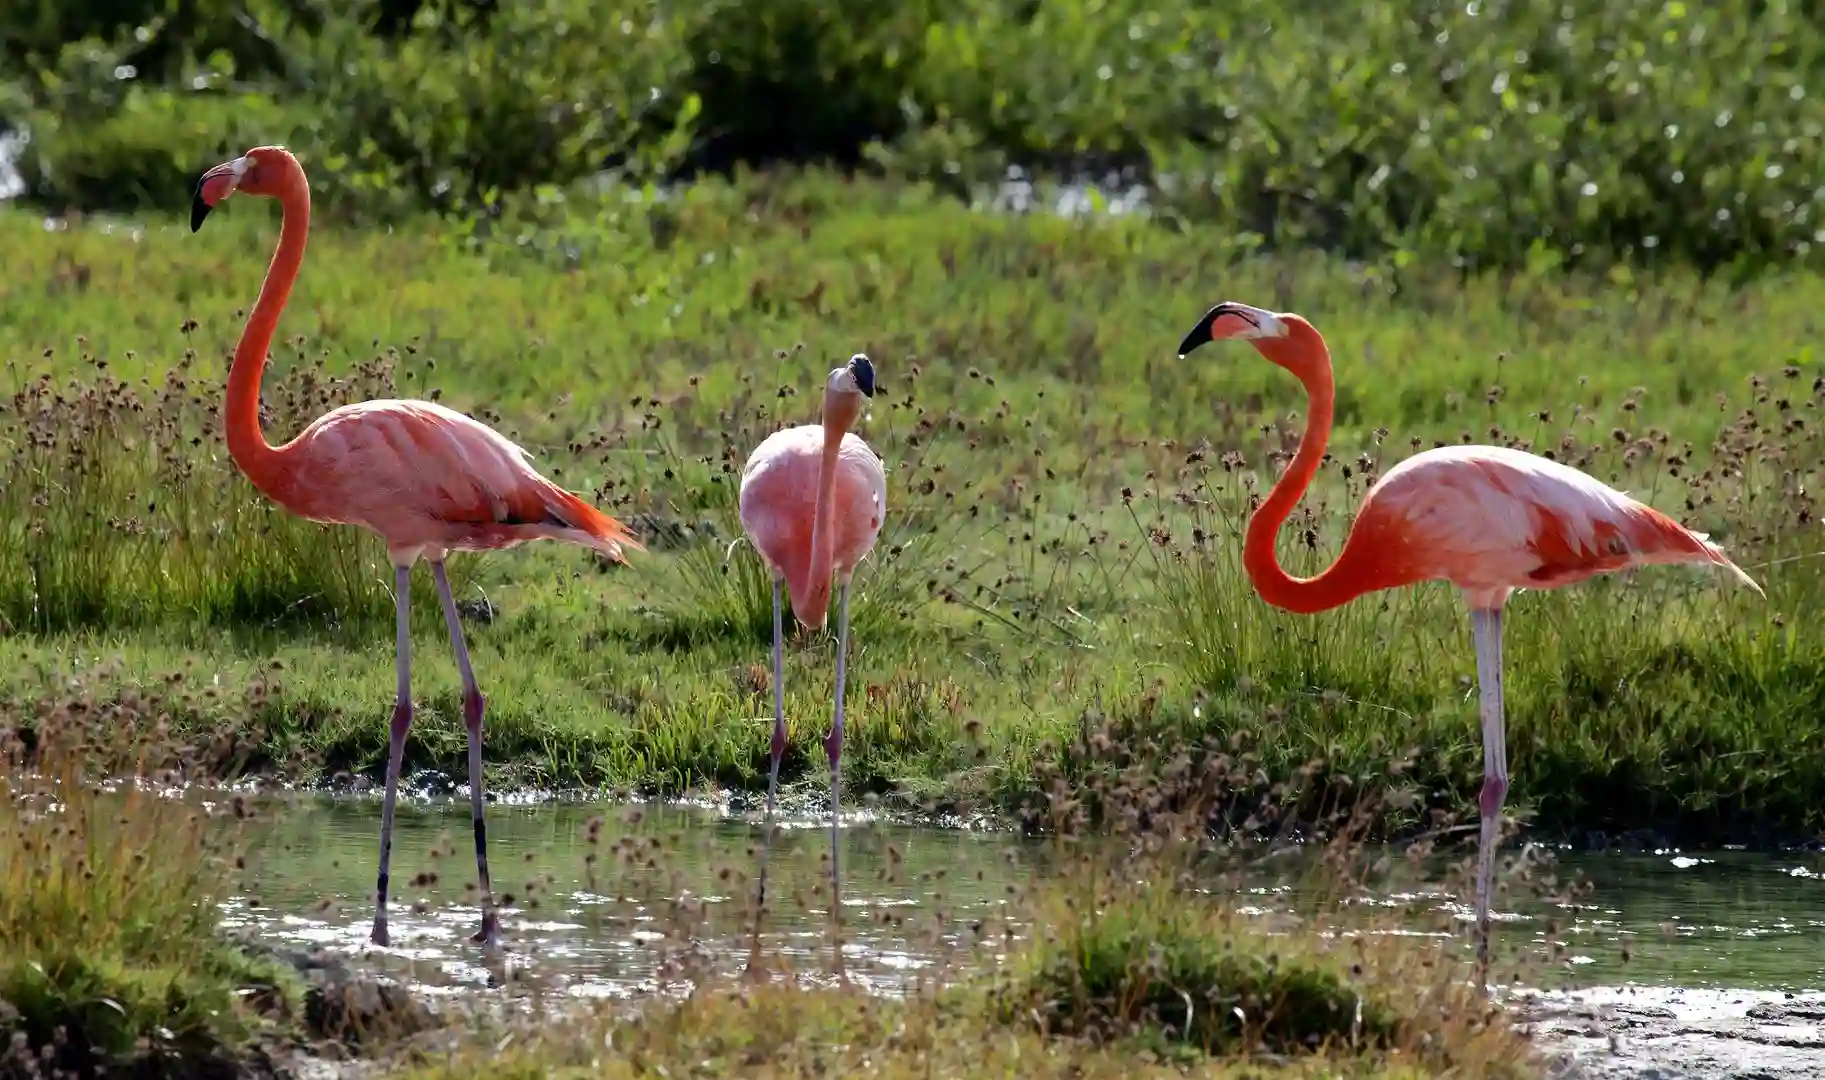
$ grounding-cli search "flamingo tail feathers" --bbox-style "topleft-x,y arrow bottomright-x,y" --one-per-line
1632,507 -> 1764,598
1683,531 -> 1764,597
538,484 -> 644,563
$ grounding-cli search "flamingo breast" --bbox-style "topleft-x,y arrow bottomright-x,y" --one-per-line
739,424 -> 886,591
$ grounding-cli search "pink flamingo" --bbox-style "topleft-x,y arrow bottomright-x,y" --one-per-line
1176,301 -> 1762,983
191,146 -> 642,949
737,355 -> 885,965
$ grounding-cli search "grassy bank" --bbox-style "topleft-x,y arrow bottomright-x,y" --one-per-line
2,167 -> 1822,844
0,708 -> 301,1076
0,714 -> 1546,1077
379,981 -> 1525,1080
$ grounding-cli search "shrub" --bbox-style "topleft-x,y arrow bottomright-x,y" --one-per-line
268,0 -> 693,214
7,0 -> 694,219
675,0 -> 958,170
19,85 -> 320,213
9,1 -> 1825,272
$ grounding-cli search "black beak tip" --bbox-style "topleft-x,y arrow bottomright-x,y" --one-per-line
190,170 -> 218,233
848,353 -> 876,398
1176,303 -> 1228,357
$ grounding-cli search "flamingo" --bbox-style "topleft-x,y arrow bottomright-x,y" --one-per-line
1176,301 -> 1762,984
737,354 -> 885,970
190,146 -> 642,949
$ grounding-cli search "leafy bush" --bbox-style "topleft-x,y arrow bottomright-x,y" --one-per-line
270,0 -> 693,214
7,0 -> 1825,273
20,85 -> 318,213
7,0 -> 694,218
675,0 -> 956,170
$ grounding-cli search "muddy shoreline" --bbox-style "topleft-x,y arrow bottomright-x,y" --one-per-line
1524,989 -> 1825,1080
237,943 -> 1825,1080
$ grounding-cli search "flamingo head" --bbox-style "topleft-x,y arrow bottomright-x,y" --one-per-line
191,146 -> 299,232
1176,301 -> 1322,375
820,353 -> 876,436
1176,301 -> 1292,355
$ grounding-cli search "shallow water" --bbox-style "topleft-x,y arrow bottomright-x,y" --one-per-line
222,794 -> 1035,998
218,794 -> 1825,1001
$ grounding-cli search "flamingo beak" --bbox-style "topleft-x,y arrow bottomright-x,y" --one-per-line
1177,302 -> 1288,357
1177,313 -> 1218,358
847,353 -> 876,398
191,157 -> 249,233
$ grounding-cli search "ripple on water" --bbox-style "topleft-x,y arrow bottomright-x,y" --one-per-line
219,794 -> 1825,1002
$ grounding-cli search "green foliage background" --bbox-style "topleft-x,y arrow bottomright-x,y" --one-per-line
5,0 -> 1824,275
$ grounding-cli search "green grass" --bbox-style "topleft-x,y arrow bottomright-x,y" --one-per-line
373,984 -> 1498,1080
0,707 -> 300,1076
1003,879 -> 1408,1053
1,166 -> 1822,844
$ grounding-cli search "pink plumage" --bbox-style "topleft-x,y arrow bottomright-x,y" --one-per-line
739,423 -> 887,628
734,354 -> 884,980
1347,444 -> 1760,610
192,145 -> 642,953
260,397 -> 639,566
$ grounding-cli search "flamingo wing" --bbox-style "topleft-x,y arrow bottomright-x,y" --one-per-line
1367,445 -> 1756,595
281,399 -> 640,560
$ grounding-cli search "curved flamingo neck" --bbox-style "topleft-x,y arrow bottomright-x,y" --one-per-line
225,159 -> 310,501
1241,332 -> 1376,615
808,444 -> 840,577
804,388 -> 856,611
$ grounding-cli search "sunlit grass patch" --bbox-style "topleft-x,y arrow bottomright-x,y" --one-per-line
997,875 -> 1529,1074
0,171 -> 1821,842
0,705 -> 296,1076
376,982 -> 1458,1079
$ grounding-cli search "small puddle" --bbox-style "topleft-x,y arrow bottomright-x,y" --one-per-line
221,794 -> 1825,1004
223,794 -> 1037,998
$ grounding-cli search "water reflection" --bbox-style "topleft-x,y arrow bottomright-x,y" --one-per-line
1544,849 -> 1825,990
218,794 -> 1825,998
223,796 -> 1037,996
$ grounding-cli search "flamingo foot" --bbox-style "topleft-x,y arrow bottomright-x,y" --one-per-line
470,910 -> 502,949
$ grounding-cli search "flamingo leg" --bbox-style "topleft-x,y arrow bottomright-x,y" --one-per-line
823,581 -> 853,979
371,564 -> 414,947
431,560 -> 501,949
747,576 -> 788,976
767,576 -> 789,814
1469,606 -> 1510,989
